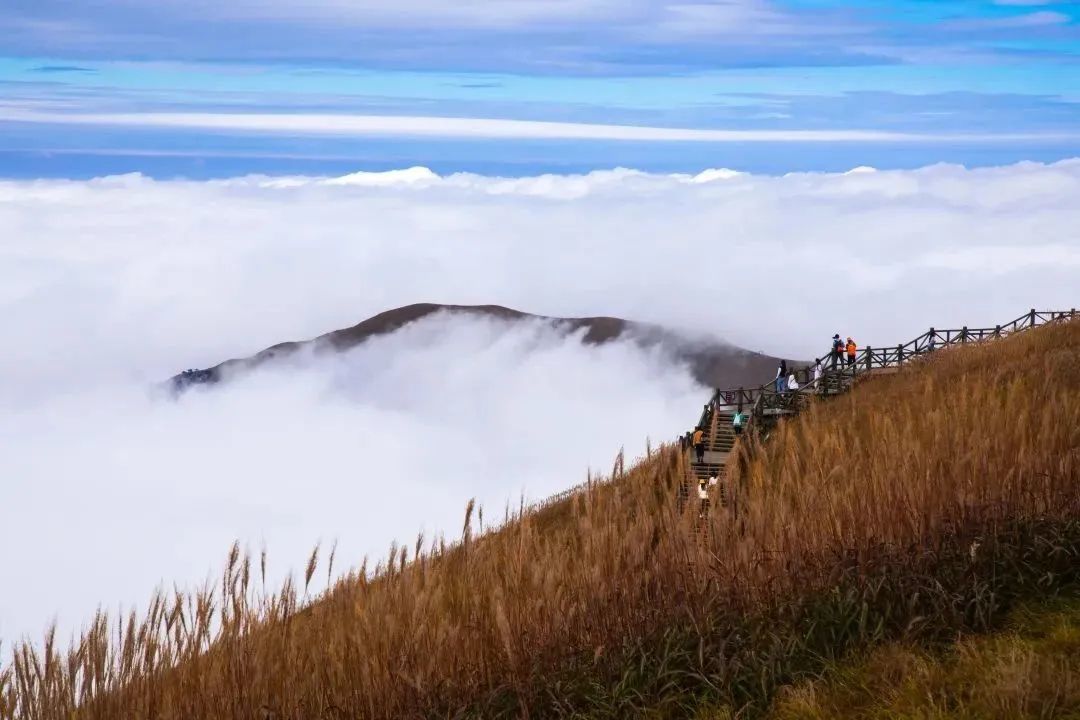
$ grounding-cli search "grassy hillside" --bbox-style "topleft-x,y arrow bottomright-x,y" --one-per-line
3,319 -> 1079,719
769,595 -> 1080,719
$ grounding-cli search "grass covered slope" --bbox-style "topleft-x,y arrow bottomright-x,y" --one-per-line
769,596 -> 1080,719
3,319 -> 1079,719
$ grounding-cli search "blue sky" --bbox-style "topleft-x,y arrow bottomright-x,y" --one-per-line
2,0 -> 1079,176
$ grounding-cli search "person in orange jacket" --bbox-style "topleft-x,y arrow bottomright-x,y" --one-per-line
846,337 -> 857,366
692,426 -> 705,463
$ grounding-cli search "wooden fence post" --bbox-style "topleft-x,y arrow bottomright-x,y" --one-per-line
961,326 -> 968,344
865,346 -> 872,370
1030,308 -> 1036,327
897,343 -> 903,365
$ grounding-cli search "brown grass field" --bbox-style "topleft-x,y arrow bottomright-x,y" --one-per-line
768,596 -> 1080,719
3,319 -> 1079,719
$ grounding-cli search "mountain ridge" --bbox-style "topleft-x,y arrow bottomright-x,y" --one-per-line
170,302 -> 788,392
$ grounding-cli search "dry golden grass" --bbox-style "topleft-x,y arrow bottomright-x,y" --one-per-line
2,319 -> 1079,719
768,596 -> 1080,719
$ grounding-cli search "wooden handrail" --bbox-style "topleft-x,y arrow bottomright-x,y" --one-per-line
706,308 -> 1077,422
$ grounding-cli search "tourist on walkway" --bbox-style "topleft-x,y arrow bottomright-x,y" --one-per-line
787,372 -> 800,392
711,472 -> 728,508
775,360 -> 788,393
693,426 -> 705,463
732,409 -> 745,435
813,358 -> 823,390
846,337 -> 857,366
831,334 -> 843,368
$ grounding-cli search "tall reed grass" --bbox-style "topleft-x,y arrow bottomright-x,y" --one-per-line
3,320 -> 1078,719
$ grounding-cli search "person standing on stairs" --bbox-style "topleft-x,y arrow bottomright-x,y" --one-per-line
776,359 -> 788,393
813,358 -> 823,391
831,334 -> 843,369
846,337 -> 857,366
787,371 -> 800,392
693,426 -> 705,463
732,409 -> 745,436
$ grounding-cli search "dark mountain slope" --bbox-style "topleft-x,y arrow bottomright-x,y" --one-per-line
170,303 -> 787,392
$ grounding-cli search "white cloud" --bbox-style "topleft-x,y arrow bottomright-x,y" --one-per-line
79,0 -> 807,33
647,0 -> 853,39
2,160 -> 1079,644
992,0 -> 1062,6
106,0 -> 636,28
946,10 -> 1071,28
1,314 -> 701,643
5,108 -> 1079,143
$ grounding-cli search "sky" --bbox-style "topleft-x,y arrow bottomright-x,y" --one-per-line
2,0 -> 1080,176
2,161 -> 1079,644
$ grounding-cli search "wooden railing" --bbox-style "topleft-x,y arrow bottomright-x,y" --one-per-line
549,307 -> 1075,511
709,308 -> 1077,421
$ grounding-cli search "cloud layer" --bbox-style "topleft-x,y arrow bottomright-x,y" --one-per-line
4,0 -> 1078,73
2,160 -> 1079,644
1,314 -> 701,644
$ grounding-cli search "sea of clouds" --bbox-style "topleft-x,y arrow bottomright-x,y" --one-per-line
2,160 -> 1079,644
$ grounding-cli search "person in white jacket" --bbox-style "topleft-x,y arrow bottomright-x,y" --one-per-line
787,373 -> 800,392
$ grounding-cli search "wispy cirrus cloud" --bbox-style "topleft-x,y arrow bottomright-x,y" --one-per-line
9,0 -> 826,34
944,10 -> 1072,29
5,108 -> 1079,143
992,0 -> 1068,6
177,0 -> 628,28
1,1 -> 1078,174
3,0 -> 1076,70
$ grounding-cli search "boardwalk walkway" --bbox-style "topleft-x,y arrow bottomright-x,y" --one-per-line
685,307 -> 1078,498
519,308 -> 1076,520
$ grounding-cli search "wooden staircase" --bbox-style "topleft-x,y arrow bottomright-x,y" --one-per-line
680,308 -> 1078,525
685,404 -> 739,533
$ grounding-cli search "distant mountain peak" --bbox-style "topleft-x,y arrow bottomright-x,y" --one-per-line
168,303 -> 786,394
